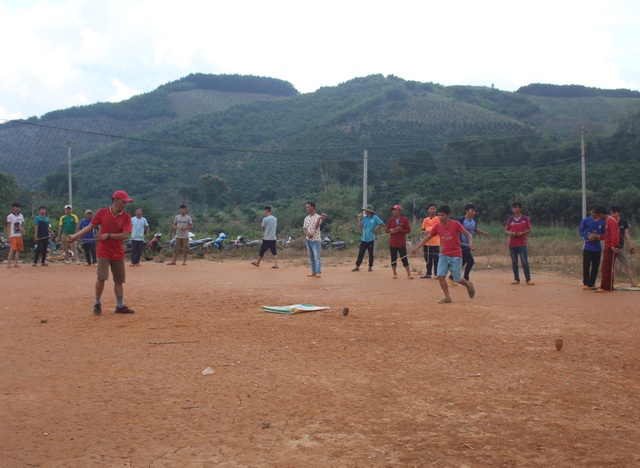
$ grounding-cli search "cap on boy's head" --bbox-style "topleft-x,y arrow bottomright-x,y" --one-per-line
12,202 -> 21,208
85,209 -> 93,214
391,204 -> 402,211
64,204 -> 72,209
437,205 -> 451,215
112,190 -> 133,202
363,204 -> 375,213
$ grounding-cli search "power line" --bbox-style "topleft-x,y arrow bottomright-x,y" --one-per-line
1,116 -> 586,170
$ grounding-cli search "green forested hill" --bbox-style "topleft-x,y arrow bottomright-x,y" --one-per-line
2,74 -> 640,226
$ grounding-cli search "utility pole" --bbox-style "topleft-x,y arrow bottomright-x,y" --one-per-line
362,149 -> 368,209
67,141 -> 73,207
580,127 -> 586,216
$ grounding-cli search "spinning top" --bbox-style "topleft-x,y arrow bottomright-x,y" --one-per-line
343,307 -> 349,316
555,339 -> 563,351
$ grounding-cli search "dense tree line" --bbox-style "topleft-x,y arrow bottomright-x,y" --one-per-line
517,83 -> 640,99
160,73 -> 299,97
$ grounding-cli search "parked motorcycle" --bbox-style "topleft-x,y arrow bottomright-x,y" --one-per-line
203,233 -> 229,252
321,234 -> 347,250
0,234 -> 9,261
232,235 -> 262,248
277,234 -> 295,248
142,233 -> 164,259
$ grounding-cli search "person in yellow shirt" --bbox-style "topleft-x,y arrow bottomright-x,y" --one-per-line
56,204 -> 79,264
420,203 -> 440,278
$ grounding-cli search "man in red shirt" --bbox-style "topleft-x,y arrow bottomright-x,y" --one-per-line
386,204 -> 413,279
69,190 -> 134,315
505,201 -> 534,285
594,205 -> 620,292
411,205 -> 475,303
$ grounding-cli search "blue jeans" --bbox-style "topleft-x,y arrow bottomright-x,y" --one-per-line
306,240 -> 321,274
509,246 -> 531,282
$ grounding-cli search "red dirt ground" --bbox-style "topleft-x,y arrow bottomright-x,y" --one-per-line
1,253 -> 639,466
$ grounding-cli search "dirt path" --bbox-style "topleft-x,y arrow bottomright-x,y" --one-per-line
1,255 -> 639,466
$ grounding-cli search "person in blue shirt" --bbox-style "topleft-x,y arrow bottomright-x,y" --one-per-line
79,209 -> 98,266
579,204 -> 606,289
352,204 -> 385,272
456,204 -> 489,282
33,205 -> 54,266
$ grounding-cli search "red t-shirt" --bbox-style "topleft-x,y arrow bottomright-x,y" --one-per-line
506,215 -> 531,247
430,220 -> 465,257
386,216 -> 411,248
92,207 -> 133,261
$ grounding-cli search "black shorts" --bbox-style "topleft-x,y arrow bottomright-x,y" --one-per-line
259,239 -> 277,257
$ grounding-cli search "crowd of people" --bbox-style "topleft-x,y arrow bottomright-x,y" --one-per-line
5,191 -> 637,314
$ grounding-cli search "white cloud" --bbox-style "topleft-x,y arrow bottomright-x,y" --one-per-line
1,0 -> 639,119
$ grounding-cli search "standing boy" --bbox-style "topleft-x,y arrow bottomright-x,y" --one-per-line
68,190 -> 135,315
579,204 -> 606,290
6,202 -> 25,267
130,208 -> 150,266
505,201 -> 534,285
411,205 -> 475,303
303,201 -> 326,277
386,204 -> 413,279
420,203 -> 440,278
594,205 -> 619,292
352,204 -> 385,272
57,204 -> 79,264
458,204 -> 489,281
609,205 -> 636,287
252,205 -> 279,268
168,204 -> 193,266
33,205 -> 53,266
79,209 -> 98,266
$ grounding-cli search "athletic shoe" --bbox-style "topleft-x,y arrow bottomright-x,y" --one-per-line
93,303 -> 102,315
467,282 -> 475,299
352,267 -> 360,272
368,267 -> 373,272
167,262 -> 176,266
526,280 -> 535,285
41,263 -> 49,267
438,297 -> 452,304
32,263 -> 37,267
115,305 -> 135,314
420,274 -> 431,279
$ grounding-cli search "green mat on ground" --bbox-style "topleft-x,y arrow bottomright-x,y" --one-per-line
262,304 -> 331,314
615,286 -> 640,291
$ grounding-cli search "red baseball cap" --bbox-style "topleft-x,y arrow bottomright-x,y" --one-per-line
112,190 -> 133,202
391,204 -> 403,211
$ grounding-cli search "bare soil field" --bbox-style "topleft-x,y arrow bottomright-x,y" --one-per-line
1,252 -> 639,467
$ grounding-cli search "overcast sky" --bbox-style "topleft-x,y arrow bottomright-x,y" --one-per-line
1,0 -> 639,120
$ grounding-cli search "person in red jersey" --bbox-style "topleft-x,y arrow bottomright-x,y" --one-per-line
69,190 -> 135,315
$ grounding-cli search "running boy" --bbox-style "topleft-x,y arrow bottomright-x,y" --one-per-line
411,205 -> 475,303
